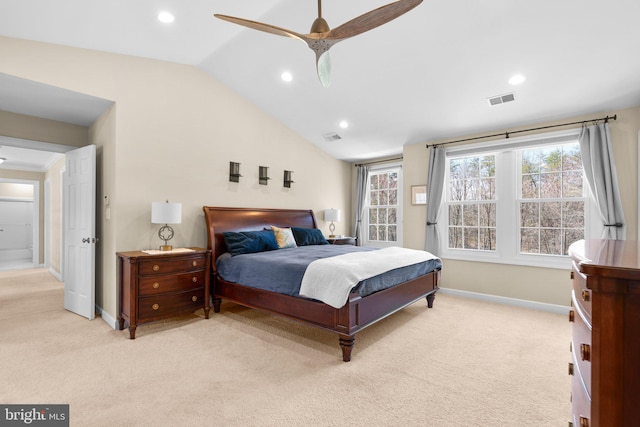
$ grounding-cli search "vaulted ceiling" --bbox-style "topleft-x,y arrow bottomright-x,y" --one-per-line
1,0 -> 640,163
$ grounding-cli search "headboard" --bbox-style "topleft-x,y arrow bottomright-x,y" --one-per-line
202,206 -> 318,265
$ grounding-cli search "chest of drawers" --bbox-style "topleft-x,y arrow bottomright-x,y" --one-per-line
117,248 -> 210,339
568,239 -> 640,427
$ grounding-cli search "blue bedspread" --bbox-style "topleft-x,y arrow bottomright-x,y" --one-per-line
216,245 -> 442,298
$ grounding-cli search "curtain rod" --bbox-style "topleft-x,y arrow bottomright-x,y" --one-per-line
354,156 -> 403,167
425,114 -> 617,149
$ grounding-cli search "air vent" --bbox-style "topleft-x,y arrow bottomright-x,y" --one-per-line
323,132 -> 342,142
487,92 -> 516,106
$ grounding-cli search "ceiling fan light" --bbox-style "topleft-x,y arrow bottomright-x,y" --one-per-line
310,17 -> 330,33
316,52 -> 332,88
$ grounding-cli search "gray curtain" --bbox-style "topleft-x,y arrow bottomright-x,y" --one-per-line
353,165 -> 369,245
425,146 -> 446,254
578,123 -> 626,239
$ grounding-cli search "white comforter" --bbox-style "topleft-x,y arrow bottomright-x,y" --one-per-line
299,247 -> 439,309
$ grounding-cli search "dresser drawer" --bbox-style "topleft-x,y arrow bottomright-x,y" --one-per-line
571,262 -> 592,322
570,354 -> 591,427
137,288 -> 205,322
139,270 -> 205,296
571,290 -> 592,397
138,254 -> 207,275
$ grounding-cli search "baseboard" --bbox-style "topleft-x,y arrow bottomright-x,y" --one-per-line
48,267 -> 62,281
96,305 -> 118,330
438,287 -> 570,315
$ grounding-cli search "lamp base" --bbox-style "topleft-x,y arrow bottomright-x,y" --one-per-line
159,245 -> 173,251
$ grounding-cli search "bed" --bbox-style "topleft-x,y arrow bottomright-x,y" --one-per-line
203,206 -> 441,361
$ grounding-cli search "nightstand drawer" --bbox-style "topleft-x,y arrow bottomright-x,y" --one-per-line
139,271 -> 205,296
138,288 -> 205,321
138,254 -> 207,275
571,262 -> 591,322
571,290 -> 592,396
571,349 -> 591,427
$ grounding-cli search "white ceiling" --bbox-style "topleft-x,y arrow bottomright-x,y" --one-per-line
1,0 -> 640,163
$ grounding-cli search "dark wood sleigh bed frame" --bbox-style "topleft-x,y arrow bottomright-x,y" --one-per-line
203,206 -> 441,362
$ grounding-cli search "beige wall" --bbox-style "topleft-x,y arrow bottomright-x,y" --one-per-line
0,36 -> 352,324
0,182 -> 33,198
44,157 -> 65,275
402,106 -> 640,306
0,110 -> 88,147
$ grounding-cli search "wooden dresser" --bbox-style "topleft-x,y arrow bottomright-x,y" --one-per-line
117,248 -> 210,339
568,239 -> 640,427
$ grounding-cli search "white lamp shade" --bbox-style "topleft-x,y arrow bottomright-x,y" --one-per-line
151,202 -> 182,224
324,208 -> 341,222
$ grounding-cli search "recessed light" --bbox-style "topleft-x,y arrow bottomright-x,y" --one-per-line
339,120 -> 349,129
158,11 -> 175,24
281,71 -> 293,82
508,74 -> 526,85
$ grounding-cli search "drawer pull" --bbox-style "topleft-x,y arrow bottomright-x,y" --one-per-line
153,282 -> 160,289
192,277 -> 198,283
152,264 -> 160,272
581,289 -> 590,302
580,417 -> 589,427
192,261 -> 197,267
192,296 -> 198,302
569,310 -> 575,322
580,343 -> 591,362
568,362 -> 574,376
570,271 -> 574,279
152,303 -> 159,310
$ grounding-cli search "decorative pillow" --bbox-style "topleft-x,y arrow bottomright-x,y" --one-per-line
291,227 -> 329,246
271,225 -> 297,249
223,230 -> 279,256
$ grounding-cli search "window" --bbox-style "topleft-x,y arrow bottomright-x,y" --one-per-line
439,130 -> 599,268
363,165 -> 402,247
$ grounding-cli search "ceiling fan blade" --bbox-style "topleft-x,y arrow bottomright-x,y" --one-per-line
326,0 -> 423,40
214,14 -> 305,41
316,51 -> 332,88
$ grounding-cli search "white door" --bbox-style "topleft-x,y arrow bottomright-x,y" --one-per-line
63,145 -> 96,319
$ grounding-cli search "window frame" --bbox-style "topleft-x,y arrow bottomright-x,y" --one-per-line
362,163 -> 403,248
437,128 -> 603,269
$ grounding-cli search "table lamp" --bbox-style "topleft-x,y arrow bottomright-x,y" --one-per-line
151,201 -> 182,251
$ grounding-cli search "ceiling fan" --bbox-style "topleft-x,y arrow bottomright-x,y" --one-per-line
214,0 -> 423,87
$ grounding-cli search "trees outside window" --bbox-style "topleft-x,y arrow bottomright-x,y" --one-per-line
364,166 -> 402,247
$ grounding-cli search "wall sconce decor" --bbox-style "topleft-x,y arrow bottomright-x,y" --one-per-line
151,200 -> 182,251
323,208 -> 341,238
283,170 -> 294,188
259,166 -> 270,185
229,161 -> 242,182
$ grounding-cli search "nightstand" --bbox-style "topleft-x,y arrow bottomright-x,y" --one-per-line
327,236 -> 357,245
117,247 -> 210,339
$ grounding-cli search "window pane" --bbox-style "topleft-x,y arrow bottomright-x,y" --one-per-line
564,229 -> 584,253
449,205 -> 462,226
540,202 -> 561,227
521,229 -> 539,253
540,147 -> 562,173
540,228 -> 562,255
388,189 -> 398,205
379,190 -> 389,206
480,156 -> 495,178
562,145 -> 582,170
520,202 -> 539,227
370,175 -> 379,190
463,204 -> 478,226
463,227 -> 478,249
370,191 -> 379,206
369,225 -> 377,241
449,227 -> 462,248
479,228 -> 496,250
450,159 -> 464,180
379,173 -> 389,189
369,208 -> 377,224
479,178 -> 495,200
562,171 -> 583,197
522,150 -> 540,174
540,172 -> 561,198
378,225 -> 386,241
563,201 -> 584,228
388,208 -> 397,224
388,225 -> 397,242
377,208 -> 387,224
479,203 -> 496,227
389,172 -> 398,189
450,180 -> 463,201
522,175 -> 539,199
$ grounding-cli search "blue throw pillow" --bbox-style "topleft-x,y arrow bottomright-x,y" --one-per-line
223,230 -> 279,256
291,227 -> 329,246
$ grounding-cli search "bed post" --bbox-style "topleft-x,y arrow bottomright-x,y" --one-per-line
339,335 -> 355,362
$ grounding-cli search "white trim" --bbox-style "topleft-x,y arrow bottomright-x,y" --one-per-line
439,287 -> 570,315
96,305 -> 118,330
44,179 -> 50,268
48,266 -> 62,281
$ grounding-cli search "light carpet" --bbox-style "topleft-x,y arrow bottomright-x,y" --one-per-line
0,269 -> 571,426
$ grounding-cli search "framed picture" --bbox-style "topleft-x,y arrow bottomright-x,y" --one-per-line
411,185 -> 427,205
